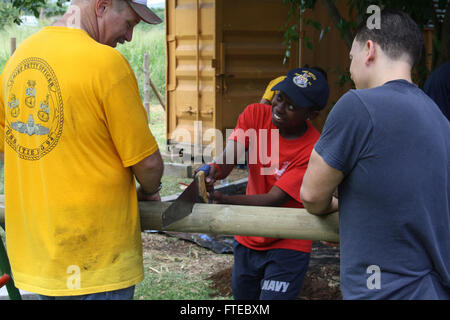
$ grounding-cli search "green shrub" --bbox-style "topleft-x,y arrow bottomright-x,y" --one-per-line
0,2 -> 21,30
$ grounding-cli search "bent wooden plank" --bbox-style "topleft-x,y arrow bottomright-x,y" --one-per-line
0,197 -> 340,242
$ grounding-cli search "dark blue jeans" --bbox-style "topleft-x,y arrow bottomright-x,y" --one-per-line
38,285 -> 135,300
232,241 -> 310,300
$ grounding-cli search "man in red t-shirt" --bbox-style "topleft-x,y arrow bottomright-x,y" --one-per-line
199,67 -> 330,300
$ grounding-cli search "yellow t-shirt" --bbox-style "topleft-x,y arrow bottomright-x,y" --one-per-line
261,76 -> 286,103
0,27 -> 159,296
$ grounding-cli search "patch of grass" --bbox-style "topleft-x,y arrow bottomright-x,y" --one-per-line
160,176 -> 192,198
138,233 -> 234,300
135,270 -> 217,300
148,105 -> 167,154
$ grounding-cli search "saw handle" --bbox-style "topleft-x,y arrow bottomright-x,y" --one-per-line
195,171 -> 211,203
195,164 -> 214,203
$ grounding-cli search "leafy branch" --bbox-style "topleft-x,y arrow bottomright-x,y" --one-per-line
0,0 -> 69,26
281,0 -> 450,87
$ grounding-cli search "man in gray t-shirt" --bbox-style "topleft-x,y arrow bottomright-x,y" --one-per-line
300,9 -> 450,299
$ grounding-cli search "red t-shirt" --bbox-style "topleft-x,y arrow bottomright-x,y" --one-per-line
229,103 -> 320,253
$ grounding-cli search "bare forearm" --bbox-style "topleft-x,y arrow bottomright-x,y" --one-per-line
301,150 -> 343,216
132,151 -> 164,194
303,196 -> 339,216
135,168 -> 163,193
216,193 -> 287,207
213,163 -> 235,180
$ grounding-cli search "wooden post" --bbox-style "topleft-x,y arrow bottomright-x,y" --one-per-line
39,8 -> 45,20
148,76 -> 166,110
143,52 -> 150,117
423,28 -> 434,72
10,38 -> 16,56
0,196 -> 340,242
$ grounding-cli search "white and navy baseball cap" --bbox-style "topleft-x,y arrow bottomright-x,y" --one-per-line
127,0 -> 162,24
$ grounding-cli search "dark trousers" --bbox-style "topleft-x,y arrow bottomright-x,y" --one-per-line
38,285 -> 135,300
232,241 -> 310,300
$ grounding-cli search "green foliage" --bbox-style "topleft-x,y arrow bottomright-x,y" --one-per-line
335,17 -> 356,41
0,0 -> 67,27
282,0 -> 447,47
10,0 -> 46,16
42,1 -> 68,18
8,0 -> 68,17
281,0 -> 449,87
0,1 -> 21,28
4,0 -> 163,23
281,0 -> 316,63
333,65 -> 352,89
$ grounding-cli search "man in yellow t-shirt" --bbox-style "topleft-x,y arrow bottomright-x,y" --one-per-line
0,0 -> 164,299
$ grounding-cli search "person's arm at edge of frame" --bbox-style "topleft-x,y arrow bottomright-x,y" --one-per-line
132,149 -> 164,201
300,149 -> 343,215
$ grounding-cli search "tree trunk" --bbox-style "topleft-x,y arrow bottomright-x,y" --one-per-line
321,0 -> 353,49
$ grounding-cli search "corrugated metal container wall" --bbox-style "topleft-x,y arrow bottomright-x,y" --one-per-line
165,0 -> 216,154
165,0 -> 298,156
216,0 -> 299,133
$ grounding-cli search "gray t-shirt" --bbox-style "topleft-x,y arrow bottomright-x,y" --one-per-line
315,80 -> 450,299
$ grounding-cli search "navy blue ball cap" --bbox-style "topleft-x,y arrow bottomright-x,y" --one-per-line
272,68 -> 330,110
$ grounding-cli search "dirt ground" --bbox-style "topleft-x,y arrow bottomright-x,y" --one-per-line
141,232 -> 342,300
141,232 -> 234,283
